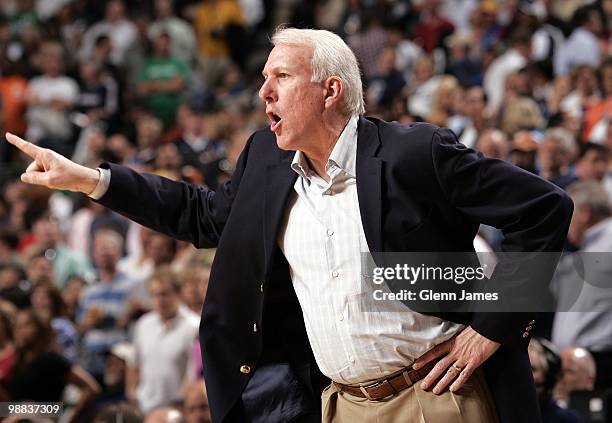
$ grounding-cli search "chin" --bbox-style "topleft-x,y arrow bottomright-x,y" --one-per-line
275,134 -> 297,151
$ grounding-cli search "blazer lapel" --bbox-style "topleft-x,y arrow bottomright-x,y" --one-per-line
263,151 -> 297,275
356,117 -> 383,253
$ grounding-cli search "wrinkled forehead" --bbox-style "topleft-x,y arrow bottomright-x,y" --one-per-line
263,44 -> 313,75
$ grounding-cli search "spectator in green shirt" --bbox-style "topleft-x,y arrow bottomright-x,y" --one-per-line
137,32 -> 190,127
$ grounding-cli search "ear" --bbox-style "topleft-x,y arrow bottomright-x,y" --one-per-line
323,76 -> 344,110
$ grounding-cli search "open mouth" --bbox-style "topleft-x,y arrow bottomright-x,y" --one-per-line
268,112 -> 282,131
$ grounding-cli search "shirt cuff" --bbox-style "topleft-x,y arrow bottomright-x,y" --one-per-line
88,167 -> 111,200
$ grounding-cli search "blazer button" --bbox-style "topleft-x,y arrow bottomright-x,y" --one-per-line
253,323 -> 258,333
522,331 -> 529,338
526,325 -> 533,331
529,320 -> 536,325
260,283 -> 264,293
240,365 -> 251,374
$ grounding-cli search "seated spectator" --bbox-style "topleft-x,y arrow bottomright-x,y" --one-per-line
366,46 -> 406,113
554,347 -> 596,408
25,40 -> 79,158
0,263 -> 29,309
528,338 -> 584,423
446,31 -> 483,88
96,342 -> 134,407
555,4 -> 603,76
134,113 -> 164,166
193,0 -> 246,88
30,281 -> 79,363
484,29 -> 530,116
0,228 -> 20,264
574,143 -> 608,184
582,57 -> 612,144
171,96 -> 226,190
62,275 -> 87,323
510,131 -> 539,174
427,75 -> 460,128
0,309 -> 15,388
476,129 -> 510,160
128,268 -> 199,414
552,182 -> 612,390
405,54 -> 440,118
3,309 -> 100,421
137,32 -> 190,127
449,86 -> 490,149
538,127 -> 578,189
500,96 -> 546,136
179,263 -> 210,315
77,229 -> 137,379
79,0 -> 137,68
184,379 -> 212,423
74,60 -> 118,130
559,65 -> 601,127
27,211 -> 94,288
148,0 -> 197,66
25,249 -> 55,286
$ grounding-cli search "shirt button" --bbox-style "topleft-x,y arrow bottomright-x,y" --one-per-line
349,356 -> 355,363
332,270 -> 339,278
327,229 -> 334,236
339,313 -> 344,321
253,323 -> 258,332
260,283 -> 264,293
240,365 -> 251,374
324,189 -> 333,195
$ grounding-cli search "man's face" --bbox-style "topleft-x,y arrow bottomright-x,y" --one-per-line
184,387 -> 211,423
577,150 -> 607,181
32,218 -> 60,248
149,279 -> 179,320
27,256 -> 54,284
465,87 -> 485,118
556,351 -> 595,400
259,44 -> 326,151
93,235 -> 121,270
538,139 -> 565,173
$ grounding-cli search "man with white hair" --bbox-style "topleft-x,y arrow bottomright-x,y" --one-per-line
555,347 -> 596,407
6,27 -> 572,423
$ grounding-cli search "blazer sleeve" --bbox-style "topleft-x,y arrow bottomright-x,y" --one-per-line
95,133 -> 255,249
430,127 -> 574,349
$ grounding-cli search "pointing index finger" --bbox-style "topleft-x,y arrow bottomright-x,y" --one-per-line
5,132 -> 42,159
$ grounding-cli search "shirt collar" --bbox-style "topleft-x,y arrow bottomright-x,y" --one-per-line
291,115 -> 359,180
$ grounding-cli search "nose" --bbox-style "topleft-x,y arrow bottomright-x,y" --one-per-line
258,78 -> 277,103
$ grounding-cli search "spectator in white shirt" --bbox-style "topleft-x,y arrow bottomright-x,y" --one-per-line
25,41 -> 79,157
79,0 -> 137,67
555,4 -> 604,76
127,267 -> 199,414
483,29 -> 531,116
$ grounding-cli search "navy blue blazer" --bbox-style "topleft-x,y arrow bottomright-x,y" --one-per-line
97,117 -> 573,423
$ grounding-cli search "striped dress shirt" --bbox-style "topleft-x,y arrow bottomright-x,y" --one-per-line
278,115 -> 463,384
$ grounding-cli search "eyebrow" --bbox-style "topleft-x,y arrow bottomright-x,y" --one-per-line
262,66 -> 290,77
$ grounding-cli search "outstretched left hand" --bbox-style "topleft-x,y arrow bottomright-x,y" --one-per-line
413,326 -> 500,395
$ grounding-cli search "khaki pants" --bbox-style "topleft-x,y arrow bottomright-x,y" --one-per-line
322,369 -> 499,423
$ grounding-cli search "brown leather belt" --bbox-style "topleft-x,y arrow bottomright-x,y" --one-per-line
333,359 -> 438,400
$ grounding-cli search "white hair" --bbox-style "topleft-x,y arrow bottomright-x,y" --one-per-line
271,27 -> 365,116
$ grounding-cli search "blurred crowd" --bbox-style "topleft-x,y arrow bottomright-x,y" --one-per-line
0,0 -> 610,422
